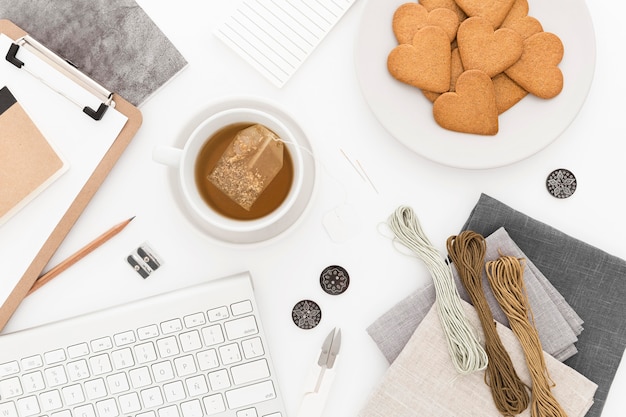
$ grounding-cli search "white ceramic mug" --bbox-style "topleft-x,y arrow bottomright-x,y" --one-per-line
153,107 -> 313,244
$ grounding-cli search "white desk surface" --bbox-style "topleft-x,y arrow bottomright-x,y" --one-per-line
4,1 -> 625,416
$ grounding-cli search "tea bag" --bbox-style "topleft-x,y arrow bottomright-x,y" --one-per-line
208,124 -> 284,210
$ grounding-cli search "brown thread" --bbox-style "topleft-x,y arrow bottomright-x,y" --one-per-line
447,231 -> 530,416
486,255 -> 568,417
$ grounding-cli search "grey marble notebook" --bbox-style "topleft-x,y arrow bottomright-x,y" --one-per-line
0,0 -> 187,106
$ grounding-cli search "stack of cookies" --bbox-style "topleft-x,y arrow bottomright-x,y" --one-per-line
387,0 -> 563,135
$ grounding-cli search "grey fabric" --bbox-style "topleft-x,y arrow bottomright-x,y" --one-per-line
0,0 -> 187,106
359,300 -> 597,417
367,227 -> 582,363
459,193 -> 626,417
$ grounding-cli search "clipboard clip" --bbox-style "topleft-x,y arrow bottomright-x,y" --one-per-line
5,35 -> 114,121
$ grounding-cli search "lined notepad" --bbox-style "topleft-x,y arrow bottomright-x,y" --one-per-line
215,0 -> 357,87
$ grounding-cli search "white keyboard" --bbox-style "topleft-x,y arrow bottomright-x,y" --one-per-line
0,272 -> 286,417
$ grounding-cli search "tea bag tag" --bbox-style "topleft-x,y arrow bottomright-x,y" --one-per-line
322,204 -> 361,242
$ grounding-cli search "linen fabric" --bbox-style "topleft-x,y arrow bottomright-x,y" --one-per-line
368,227 -> 582,363
359,300 -> 597,417
460,193 -> 626,417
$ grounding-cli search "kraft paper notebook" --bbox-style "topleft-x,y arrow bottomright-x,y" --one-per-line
0,20 -> 142,331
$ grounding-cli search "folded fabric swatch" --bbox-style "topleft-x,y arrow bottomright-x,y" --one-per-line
461,193 -> 626,417
359,300 -> 597,417
367,227 -> 582,363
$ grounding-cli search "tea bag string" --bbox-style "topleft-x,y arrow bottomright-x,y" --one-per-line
271,136 -> 350,206
387,206 -> 489,374
486,256 -> 568,417
447,231 -> 530,415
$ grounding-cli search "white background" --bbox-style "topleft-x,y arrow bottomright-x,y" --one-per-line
3,1 -> 625,416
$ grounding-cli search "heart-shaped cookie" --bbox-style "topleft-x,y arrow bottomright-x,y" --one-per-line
504,31 -> 563,99
433,69 -> 498,135
455,0 -> 516,28
457,17 -> 523,77
419,0 -> 467,22
388,26 -> 451,93
492,73 -> 528,114
422,47 -> 464,102
500,0 -> 543,39
393,3 -> 459,44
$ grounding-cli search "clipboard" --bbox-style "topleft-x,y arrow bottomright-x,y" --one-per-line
0,19 -> 142,331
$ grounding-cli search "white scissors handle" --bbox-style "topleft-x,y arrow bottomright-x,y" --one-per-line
295,364 -> 336,417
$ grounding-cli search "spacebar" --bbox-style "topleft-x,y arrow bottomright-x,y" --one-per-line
225,380 -> 276,409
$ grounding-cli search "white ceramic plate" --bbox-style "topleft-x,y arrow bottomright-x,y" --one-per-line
354,0 -> 596,169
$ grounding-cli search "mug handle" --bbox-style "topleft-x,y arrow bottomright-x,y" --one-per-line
152,145 -> 183,168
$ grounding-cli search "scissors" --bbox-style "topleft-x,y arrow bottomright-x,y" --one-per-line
295,327 -> 342,417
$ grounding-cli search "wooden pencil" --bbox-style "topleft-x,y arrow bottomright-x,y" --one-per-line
27,216 -> 135,296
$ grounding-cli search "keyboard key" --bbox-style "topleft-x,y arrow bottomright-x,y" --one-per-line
129,366 -> 152,389
241,337 -> 265,359
112,347 -> 135,370
44,349 -> 66,365
157,336 -> 180,358
225,380 -> 276,409
179,330 -> 202,353
201,325 -> 224,346
89,354 -> 113,376
114,331 -> 136,347
67,343 -> 90,359
219,343 -> 242,365
16,395 -> 40,416
61,383 -> 85,405
173,355 -> 197,377
74,404 -> 97,417
84,378 -> 107,400
0,361 -> 19,377
183,313 -> 206,328
21,371 -> 45,393
231,300 -> 253,316
163,380 -> 186,403
20,356 -> 43,371
44,365 -> 68,387
67,359 -> 90,381
208,369 -> 231,390
202,393 -> 226,415
119,392 -> 141,414
180,399 -> 203,417
40,389 -> 63,411
0,376 -> 23,398
158,404 -> 180,417
224,316 -> 258,340
196,349 -> 219,371
138,324 -> 160,340
135,342 -> 158,364
96,397 -> 119,417
141,386 -> 164,408
161,319 -> 183,335
207,306 -> 229,322
106,372 -> 130,394
0,402 -> 18,417
236,408 -> 258,417
231,359 -> 270,385
152,361 -> 175,383
185,375 -> 208,397
90,337 -> 113,353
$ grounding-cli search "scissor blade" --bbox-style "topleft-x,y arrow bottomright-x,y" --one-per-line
318,328 -> 341,368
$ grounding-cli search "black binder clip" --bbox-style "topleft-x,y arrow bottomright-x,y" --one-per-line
4,38 -> 112,121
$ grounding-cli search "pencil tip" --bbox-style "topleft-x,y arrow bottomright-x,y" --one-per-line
129,216 -> 136,222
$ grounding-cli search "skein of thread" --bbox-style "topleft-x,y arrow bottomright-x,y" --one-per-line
387,206 -> 488,374
447,231 -> 529,416
486,255 -> 568,417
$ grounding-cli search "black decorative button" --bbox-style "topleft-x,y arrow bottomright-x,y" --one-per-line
291,300 -> 322,329
320,265 -> 350,295
546,169 -> 577,199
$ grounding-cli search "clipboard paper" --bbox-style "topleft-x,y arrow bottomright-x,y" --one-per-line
0,20 -> 142,331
